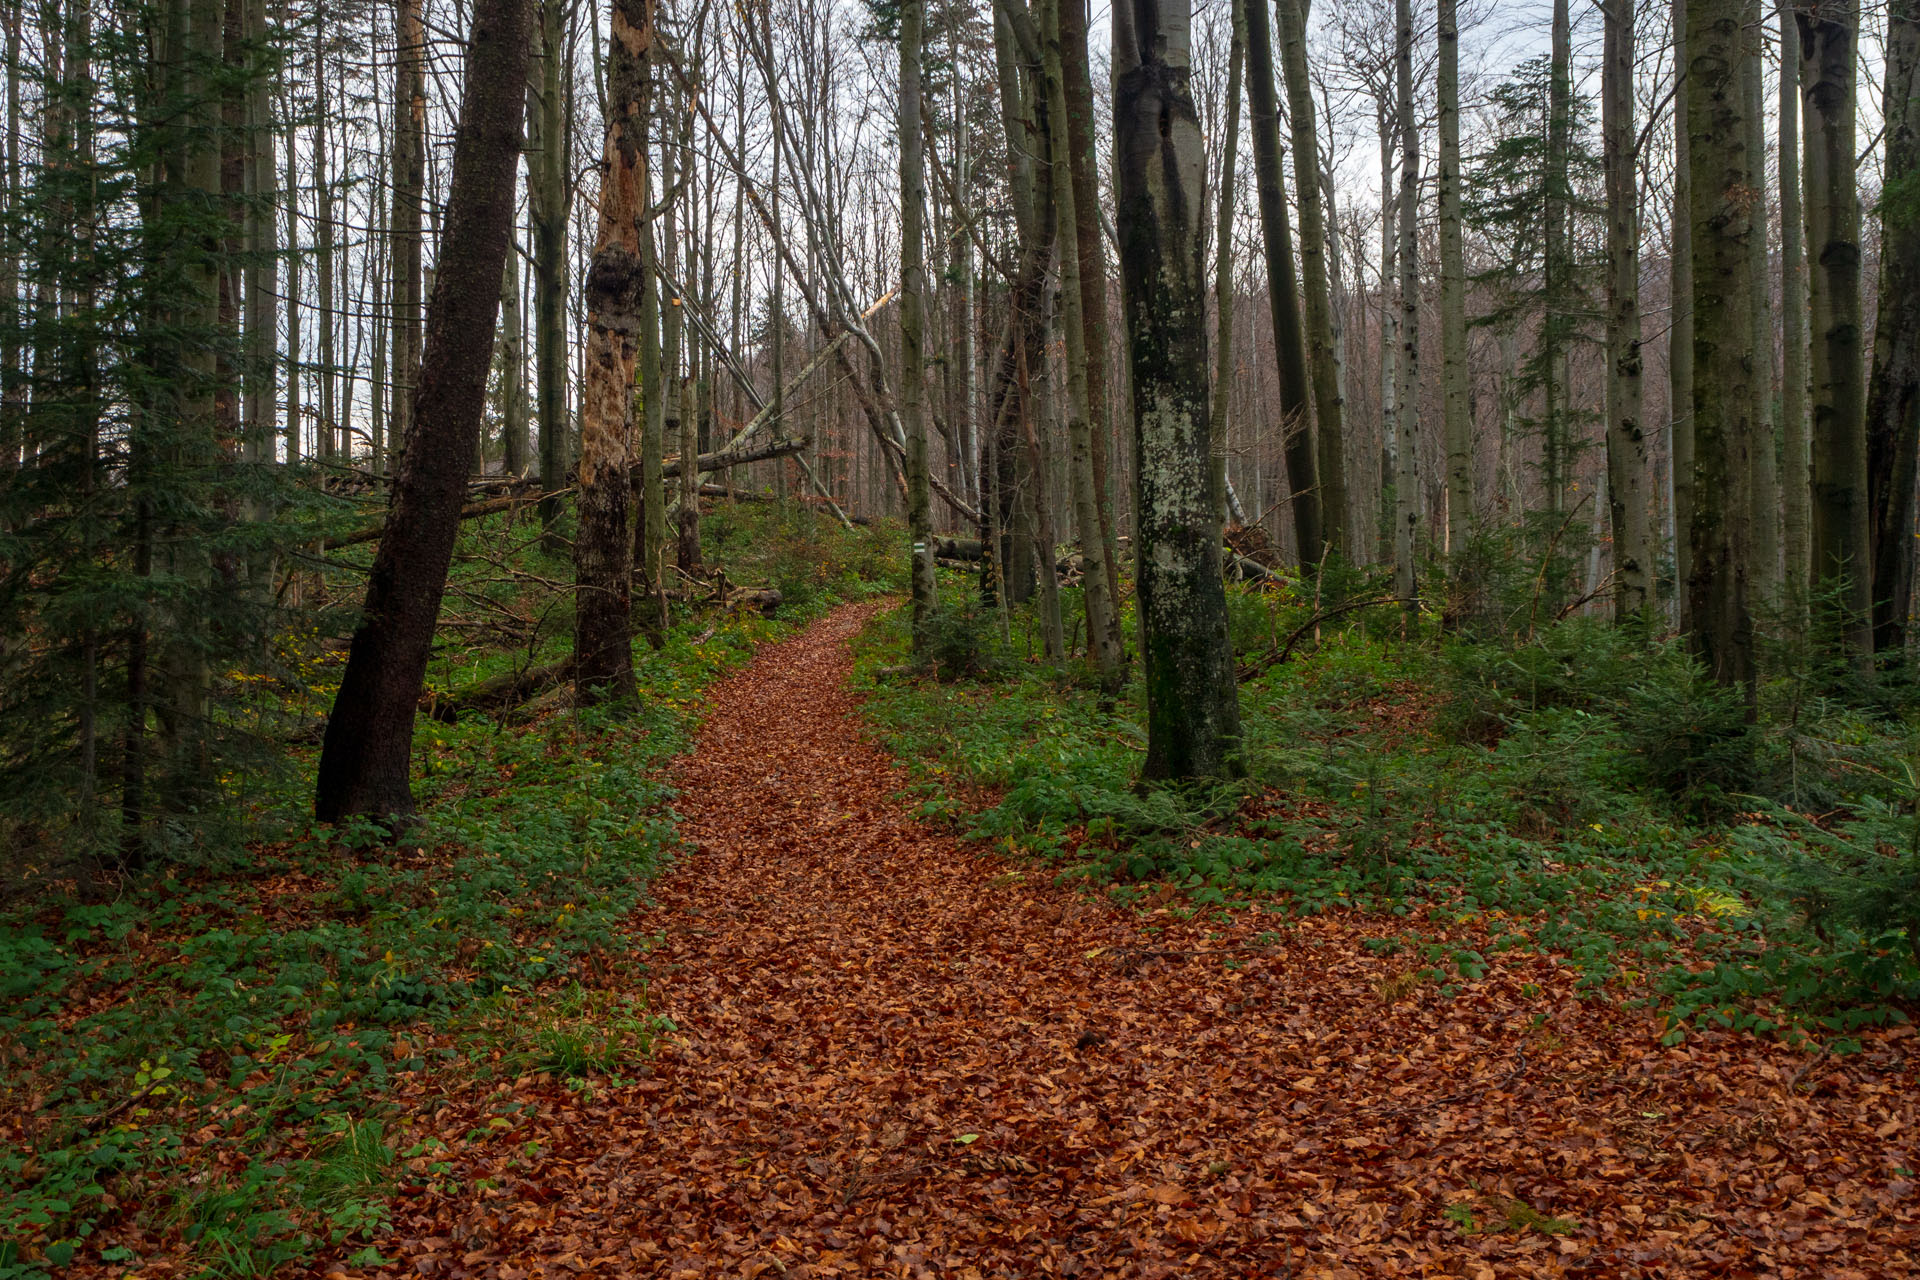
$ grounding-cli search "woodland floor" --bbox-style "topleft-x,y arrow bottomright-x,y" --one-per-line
364,602 -> 1920,1279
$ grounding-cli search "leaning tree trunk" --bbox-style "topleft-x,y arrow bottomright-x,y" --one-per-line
1867,0 -> 1920,650
314,0 -> 532,823
1393,0 -> 1420,615
1242,0 -> 1319,564
1800,0 -> 1871,663
900,0 -> 937,644
1604,0 -> 1650,618
1685,0 -> 1758,693
1435,0 -> 1470,567
1277,0 -> 1348,556
1113,0 -> 1242,778
573,0 -> 653,705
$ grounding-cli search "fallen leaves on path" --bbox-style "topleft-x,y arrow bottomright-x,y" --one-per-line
371,602 -> 1920,1278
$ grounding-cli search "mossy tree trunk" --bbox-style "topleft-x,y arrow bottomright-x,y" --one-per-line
1113,0 -> 1242,778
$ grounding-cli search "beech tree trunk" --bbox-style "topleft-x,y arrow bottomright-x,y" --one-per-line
1113,0 -> 1242,778
1210,10 -> 1244,523
1394,0 -> 1420,613
314,0 -> 532,822
1800,0 -> 1871,661
1685,0 -> 1757,692
1058,0 -> 1122,627
1242,0 -> 1319,563
1277,0 -> 1348,556
1604,0 -> 1650,617
1868,0 -> 1920,649
1041,0 -> 1118,685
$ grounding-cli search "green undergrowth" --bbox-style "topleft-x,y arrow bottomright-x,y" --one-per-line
853,584 -> 1920,1047
0,499 -> 902,1278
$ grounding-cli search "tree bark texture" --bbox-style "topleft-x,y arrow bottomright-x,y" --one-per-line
1604,0 -> 1650,617
1113,0 -> 1242,778
1436,0 -> 1470,564
1685,0 -> 1758,691
1800,0 -> 1871,660
574,0 -> 653,705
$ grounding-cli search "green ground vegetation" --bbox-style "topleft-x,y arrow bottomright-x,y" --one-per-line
0,499 -> 901,1279
855,567 -> 1920,1047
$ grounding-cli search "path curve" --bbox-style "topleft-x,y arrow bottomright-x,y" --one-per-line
388,602 -> 1918,1278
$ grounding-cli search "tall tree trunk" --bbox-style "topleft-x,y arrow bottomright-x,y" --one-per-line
1113,0 -> 1242,778
316,47 -> 337,460
1435,0 -> 1470,565
1743,0 -> 1780,603
1242,0 -> 1319,563
530,0 -> 569,539
388,0 -> 426,476
1868,0 -> 1920,649
1042,0 -> 1118,684
1800,0 -> 1870,661
1277,0 -> 1349,556
634,56 -> 668,642
1209,10 -> 1244,523
1541,0 -> 1572,515
1604,0 -> 1650,617
499,228 -> 529,474
243,0 -> 274,472
1059,0 -> 1121,622
1780,1 -> 1810,608
1685,0 -> 1758,691
1377,92 -> 1398,564
573,0 -> 650,703
1671,0 -> 1694,606
901,0 -> 937,642
314,0 -> 532,822
1393,0 -> 1420,612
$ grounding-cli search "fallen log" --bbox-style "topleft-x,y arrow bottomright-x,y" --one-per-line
326,484 -> 562,551
659,435 -> 810,479
422,658 -> 573,723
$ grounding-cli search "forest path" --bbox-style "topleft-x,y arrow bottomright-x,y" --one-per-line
382,602 -> 1916,1279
